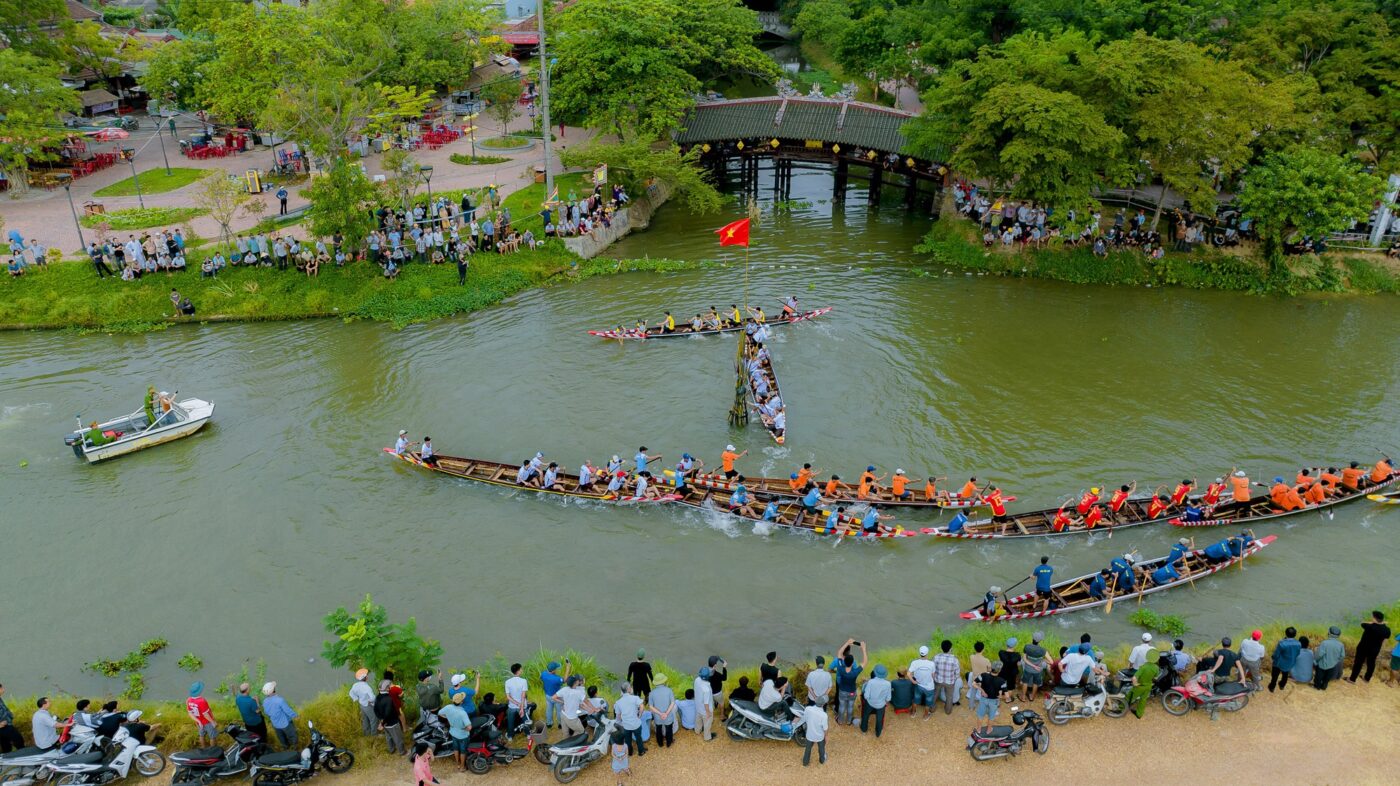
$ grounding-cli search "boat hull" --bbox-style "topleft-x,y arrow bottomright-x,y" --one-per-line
75,398 -> 214,463
588,308 -> 832,340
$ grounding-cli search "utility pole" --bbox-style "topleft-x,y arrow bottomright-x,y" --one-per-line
536,0 -> 554,201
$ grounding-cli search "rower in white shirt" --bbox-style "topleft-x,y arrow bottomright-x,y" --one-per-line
393,429 -> 409,455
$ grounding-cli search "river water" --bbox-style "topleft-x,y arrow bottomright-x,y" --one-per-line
3,166 -> 1399,698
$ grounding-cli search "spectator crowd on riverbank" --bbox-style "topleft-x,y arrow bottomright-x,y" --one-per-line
3,605 -> 1397,786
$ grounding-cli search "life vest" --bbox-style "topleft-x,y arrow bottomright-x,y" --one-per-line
1076,491 -> 1099,515
1230,476 -> 1251,502
1108,489 -> 1130,512
1203,482 -> 1225,505
1083,507 -> 1104,529
1171,483 -> 1191,506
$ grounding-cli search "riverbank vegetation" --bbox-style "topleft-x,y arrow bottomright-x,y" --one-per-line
80,206 -> 207,230
0,245 -> 715,332
917,218 -> 1400,296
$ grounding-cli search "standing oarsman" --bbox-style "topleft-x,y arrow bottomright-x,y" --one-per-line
1032,556 -> 1055,613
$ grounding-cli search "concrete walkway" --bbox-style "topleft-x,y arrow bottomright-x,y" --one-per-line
2,111 -> 596,254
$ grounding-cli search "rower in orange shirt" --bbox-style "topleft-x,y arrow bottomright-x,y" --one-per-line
824,474 -> 850,500
1202,477 -> 1227,506
788,473 -> 804,493
1169,479 -> 1195,507
1082,505 -> 1105,529
1229,470 -> 1252,503
1076,488 -> 1101,516
858,466 -> 886,500
1295,468 -> 1316,488
1341,462 -> 1366,491
1107,483 -> 1136,519
958,477 -> 980,499
720,444 -> 748,480
1269,476 -> 1304,511
1319,467 -> 1343,495
1370,456 -> 1393,484
1146,495 -> 1171,520
923,476 -> 947,503
890,469 -> 912,500
1302,478 -> 1327,505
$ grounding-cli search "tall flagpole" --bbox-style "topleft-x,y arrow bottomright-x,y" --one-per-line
537,0 -> 554,202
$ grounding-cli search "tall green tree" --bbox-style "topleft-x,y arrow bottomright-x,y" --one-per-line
551,0 -> 779,139
321,595 -> 443,686
0,50 -> 81,194
1235,147 -> 1385,268
1092,34 -> 1296,223
481,76 -> 524,136
383,0 -> 497,90
560,140 -> 723,214
0,0 -> 68,60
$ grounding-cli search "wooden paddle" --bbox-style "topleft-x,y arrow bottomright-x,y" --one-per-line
1104,573 -> 1119,615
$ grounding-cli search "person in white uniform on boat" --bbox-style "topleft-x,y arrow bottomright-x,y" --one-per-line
393,430 -> 409,455
419,437 -> 438,466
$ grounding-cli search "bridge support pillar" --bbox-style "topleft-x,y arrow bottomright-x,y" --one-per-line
833,159 -> 848,203
868,165 -> 883,204
904,175 -> 919,209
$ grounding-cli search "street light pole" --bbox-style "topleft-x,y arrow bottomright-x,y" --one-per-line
62,180 -> 87,251
124,148 -> 145,209
421,165 -> 434,206
468,112 -> 478,159
156,119 -> 172,176
537,0 -> 554,200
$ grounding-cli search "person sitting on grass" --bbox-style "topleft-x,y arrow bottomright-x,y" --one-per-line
384,258 -> 399,280
306,253 -> 319,277
7,258 -> 23,278
201,258 -> 215,278
171,253 -> 187,272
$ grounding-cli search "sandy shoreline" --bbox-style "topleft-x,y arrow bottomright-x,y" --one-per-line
323,680 -> 1399,785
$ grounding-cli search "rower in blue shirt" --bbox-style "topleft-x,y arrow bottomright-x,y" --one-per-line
634,446 -> 658,473
1088,569 -> 1112,600
1151,561 -> 1181,586
1167,537 -> 1194,567
861,506 -> 886,534
1181,500 -> 1206,522
802,485 -> 823,513
946,511 -> 968,534
1032,556 -> 1055,612
1202,538 -> 1233,563
1226,531 -> 1255,558
761,500 -> 781,522
1110,553 -> 1137,591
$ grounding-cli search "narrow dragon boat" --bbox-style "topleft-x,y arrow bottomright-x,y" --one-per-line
743,334 -> 785,445
383,449 -> 680,504
927,493 -> 1194,540
668,486 -> 934,540
1171,471 -> 1399,527
588,307 -> 831,339
685,472 -> 999,510
960,535 -> 1278,621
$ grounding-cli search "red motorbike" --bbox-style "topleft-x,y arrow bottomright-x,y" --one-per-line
1161,673 -> 1254,718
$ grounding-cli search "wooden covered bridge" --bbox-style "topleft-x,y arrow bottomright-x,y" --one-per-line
674,97 -> 948,208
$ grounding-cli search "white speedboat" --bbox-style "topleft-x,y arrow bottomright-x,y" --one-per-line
64,393 -> 215,463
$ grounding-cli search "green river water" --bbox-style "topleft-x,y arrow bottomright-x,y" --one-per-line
2,167 -> 1399,698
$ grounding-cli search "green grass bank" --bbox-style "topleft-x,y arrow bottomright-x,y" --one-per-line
0,246 -> 716,332
918,218 -> 1400,296
93,168 -> 212,197
1,597 -> 1393,765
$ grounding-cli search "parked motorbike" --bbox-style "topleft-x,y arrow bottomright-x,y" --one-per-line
538,711 -> 616,784
410,713 -> 458,760
0,735 -> 100,786
1162,674 -> 1254,719
169,723 -> 268,783
42,727 -> 166,784
411,711 -> 536,774
1045,675 -> 1129,723
723,697 -> 807,743
247,722 -> 353,785
967,707 -> 1050,761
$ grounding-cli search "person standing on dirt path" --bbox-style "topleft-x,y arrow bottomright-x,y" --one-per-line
1348,610 -> 1392,683
801,698 -> 828,766
276,187 -> 289,216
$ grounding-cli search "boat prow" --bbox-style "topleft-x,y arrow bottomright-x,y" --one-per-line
1367,492 -> 1400,505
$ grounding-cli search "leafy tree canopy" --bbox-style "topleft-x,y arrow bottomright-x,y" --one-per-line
1235,146 -> 1385,265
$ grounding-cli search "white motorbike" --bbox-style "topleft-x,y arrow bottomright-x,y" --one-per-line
539,711 -> 615,784
43,727 -> 166,784
0,733 -> 100,786
724,697 -> 807,742
1044,675 -> 1128,724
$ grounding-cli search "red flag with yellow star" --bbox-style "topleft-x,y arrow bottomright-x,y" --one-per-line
715,218 -> 750,247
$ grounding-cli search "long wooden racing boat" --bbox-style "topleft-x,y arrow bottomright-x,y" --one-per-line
685,472 -> 996,510
928,493 -> 1198,539
1170,471 -> 1400,526
744,336 -> 785,445
668,486 -> 934,540
383,449 -> 679,504
588,307 -> 831,340
960,535 -> 1278,621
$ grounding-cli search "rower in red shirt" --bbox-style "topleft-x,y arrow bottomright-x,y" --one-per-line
1107,483 -> 1135,518
1202,477 -> 1226,506
986,487 -> 1011,533
1169,479 -> 1195,507
1082,505 -> 1105,529
1076,487 -> 1102,516
1146,495 -> 1171,519
1050,504 -> 1074,533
